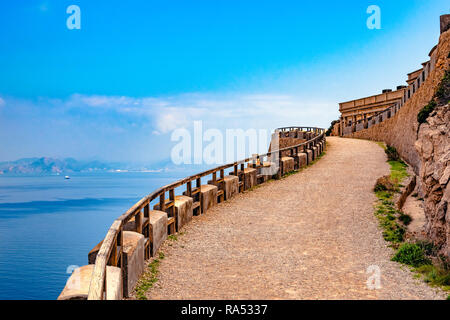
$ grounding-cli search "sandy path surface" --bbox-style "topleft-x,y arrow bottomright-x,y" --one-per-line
144,137 -> 445,300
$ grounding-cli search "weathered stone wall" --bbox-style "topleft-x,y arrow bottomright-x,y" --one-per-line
348,29 -> 450,175
415,104 -> 449,257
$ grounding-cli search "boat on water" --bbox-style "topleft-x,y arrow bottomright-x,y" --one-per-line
64,176 -> 70,180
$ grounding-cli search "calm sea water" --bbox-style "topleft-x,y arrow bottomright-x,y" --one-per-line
0,172 -> 190,300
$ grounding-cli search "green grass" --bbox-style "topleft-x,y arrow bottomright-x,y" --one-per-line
168,234 -> 178,241
282,170 -> 299,178
391,243 -> 431,267
134,251 -> 165,300
385,145 -> 400,161
246,184 -> 262,192
415,264 -> 450,289
374,140 -> 449,296
373,193 -> 405,244
388,160 -> 408,184
373,157 -> 408,245
376,141 -> 386,150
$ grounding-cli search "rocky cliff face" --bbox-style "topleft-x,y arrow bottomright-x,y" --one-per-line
415,104 -> 449,257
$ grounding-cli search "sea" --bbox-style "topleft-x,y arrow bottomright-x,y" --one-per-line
0,171 -> 200,300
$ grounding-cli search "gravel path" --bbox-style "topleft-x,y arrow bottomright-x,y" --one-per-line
144,137 -> 446,300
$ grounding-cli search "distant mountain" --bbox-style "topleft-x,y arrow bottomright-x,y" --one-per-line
0,157 -> 122,175
0,157 -> 215,175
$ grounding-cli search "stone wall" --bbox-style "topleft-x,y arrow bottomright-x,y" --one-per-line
347,29 -> 450,257
348,29 -> 450,175
415,104 -> 449,257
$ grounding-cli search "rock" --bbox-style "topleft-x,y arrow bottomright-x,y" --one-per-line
439,167 -> 450,186
416,104 -> 450,257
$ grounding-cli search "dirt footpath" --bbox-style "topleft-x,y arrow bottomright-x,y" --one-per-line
143,137 -> 446,300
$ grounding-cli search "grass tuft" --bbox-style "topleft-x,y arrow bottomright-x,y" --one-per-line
391,243 -> 431,267
385,145 -> 400,161
134,251 -> 165,300
388,160 -> 408,184
168,234 -> 178,241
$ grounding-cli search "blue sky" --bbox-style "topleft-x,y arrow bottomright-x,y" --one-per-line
0,1 -> 448,163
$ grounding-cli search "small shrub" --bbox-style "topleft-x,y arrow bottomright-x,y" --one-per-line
399,213 -> 412,226
416,264 -> 450,287
392,243 -> 431,267
326,120 -> 339,136
417,100 -> 437,124
435,69 -> 450,103
416,240 -> 437,256
374,175 -> 395,192
385,145 -> 400,161
382,225 -> 405,243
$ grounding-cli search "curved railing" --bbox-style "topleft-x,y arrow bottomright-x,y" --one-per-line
87,126 -> 325,299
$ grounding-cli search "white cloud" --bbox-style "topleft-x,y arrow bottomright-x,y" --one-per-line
0,97 -> 5,108
61,92 -> 338,134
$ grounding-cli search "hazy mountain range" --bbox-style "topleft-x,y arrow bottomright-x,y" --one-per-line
0,157 -> 172,175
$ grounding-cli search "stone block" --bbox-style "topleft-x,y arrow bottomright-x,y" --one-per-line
242,167 -> 257,190
200,184 -> 218,213
122,231 -> 145,297
260,161 -> 277,182
174,195 -> 193,231
312,146 -> 318,159
306,149 -> 313,164
297,153 -> 307,168
149,210 -> 168,257
58,264 -> 122,300
223,175 -> 239,200
281,157 -> 294,175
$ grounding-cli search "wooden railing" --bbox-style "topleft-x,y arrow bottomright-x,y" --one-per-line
87,126 -> 325,299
